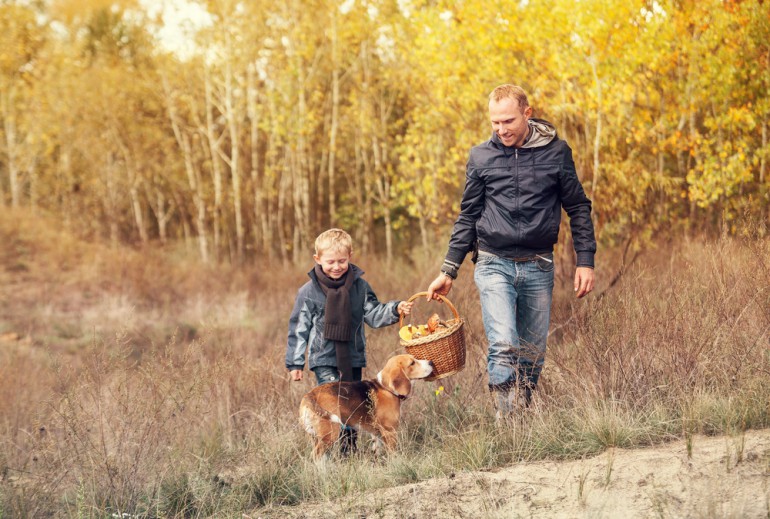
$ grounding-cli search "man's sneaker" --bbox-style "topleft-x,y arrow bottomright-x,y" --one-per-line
493,385 -> 532,423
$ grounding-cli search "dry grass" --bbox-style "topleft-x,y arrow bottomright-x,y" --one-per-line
0,208 -> 768,517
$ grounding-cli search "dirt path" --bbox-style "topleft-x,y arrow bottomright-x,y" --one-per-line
263,429 -> 770,518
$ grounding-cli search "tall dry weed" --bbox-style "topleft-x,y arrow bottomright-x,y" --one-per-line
1,208 -> 769,515
548,235 -> 770,410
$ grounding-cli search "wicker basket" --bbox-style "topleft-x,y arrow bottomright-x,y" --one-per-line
399,292 -> 466,381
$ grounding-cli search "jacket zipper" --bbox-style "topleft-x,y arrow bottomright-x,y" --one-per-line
514,149 -> 520,241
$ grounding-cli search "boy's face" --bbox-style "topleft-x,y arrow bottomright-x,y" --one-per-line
314,248 -> 351,279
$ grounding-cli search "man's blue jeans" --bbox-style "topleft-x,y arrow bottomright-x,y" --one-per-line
473,252 -> 555,395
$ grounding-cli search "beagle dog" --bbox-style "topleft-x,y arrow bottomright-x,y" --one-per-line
299,354 -> 434,460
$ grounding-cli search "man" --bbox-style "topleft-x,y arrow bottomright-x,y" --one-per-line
427,84 -> 596,418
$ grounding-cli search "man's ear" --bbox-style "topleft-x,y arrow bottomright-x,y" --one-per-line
313,254 -> 321,265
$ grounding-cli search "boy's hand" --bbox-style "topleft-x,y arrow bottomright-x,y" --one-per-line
398,301 -> 414,316
289,369 -> 303,381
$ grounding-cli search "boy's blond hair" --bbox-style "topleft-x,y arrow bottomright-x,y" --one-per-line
314,228 -> 353,256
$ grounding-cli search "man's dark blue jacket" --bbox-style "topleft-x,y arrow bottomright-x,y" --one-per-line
443,118 -> 596,271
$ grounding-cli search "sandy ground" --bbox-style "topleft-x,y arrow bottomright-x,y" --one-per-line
259,428 -> 770,519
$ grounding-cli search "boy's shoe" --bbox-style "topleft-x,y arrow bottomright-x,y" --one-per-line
339,426 -> 358,457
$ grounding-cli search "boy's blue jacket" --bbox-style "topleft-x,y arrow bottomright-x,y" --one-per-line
285,264 -> 401,371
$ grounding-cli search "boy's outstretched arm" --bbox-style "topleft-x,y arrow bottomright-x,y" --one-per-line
361,281 -> 403,328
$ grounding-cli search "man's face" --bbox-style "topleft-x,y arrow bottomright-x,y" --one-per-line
489,97 -> 532,147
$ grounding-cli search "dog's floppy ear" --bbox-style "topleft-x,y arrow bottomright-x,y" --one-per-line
381,355 -> 413,397
391,366 -> 412,397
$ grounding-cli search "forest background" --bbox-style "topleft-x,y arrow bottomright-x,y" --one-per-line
1,0 -> 769,262
2,0 -> 770,516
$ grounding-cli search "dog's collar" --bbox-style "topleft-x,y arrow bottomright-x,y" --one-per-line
376,372 -> 408,400
387,388 -> 408,401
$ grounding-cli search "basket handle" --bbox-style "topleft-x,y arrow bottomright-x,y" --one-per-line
399,291 -> 460,328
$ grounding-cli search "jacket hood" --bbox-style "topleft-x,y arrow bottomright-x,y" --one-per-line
490,117 -> 557,149
522,118 -> 557,148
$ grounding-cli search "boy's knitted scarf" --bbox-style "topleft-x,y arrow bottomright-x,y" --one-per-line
314,264 -> 355,381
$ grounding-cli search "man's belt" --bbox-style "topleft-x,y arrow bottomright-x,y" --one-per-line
478,250 -> 552,263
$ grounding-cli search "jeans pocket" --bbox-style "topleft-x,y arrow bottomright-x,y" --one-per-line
312,366 -> 339,385
535,254 -> 555,272
476,252 -> 496,266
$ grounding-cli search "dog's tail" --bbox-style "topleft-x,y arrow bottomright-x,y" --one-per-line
299,393 -> 337,435
299,400 -> 317,435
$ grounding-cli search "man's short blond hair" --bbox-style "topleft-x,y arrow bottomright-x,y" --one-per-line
489,84 -> 530,109
315,228 -> 353,256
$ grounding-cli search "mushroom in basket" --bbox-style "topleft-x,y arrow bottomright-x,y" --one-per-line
426,313 -> 448,333
399,313 -> 447,341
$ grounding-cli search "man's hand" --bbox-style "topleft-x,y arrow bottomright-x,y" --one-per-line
289,369 -> 303,381
574,267 -> 595,298
427,273 -> 453,301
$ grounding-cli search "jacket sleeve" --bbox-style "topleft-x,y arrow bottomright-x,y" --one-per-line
285,290 -> 312,370
558,142 -> 597,268
444,157 -> 485,267
361,281 -> 401,329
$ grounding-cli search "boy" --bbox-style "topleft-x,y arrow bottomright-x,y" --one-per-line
286,228 -> 412,454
